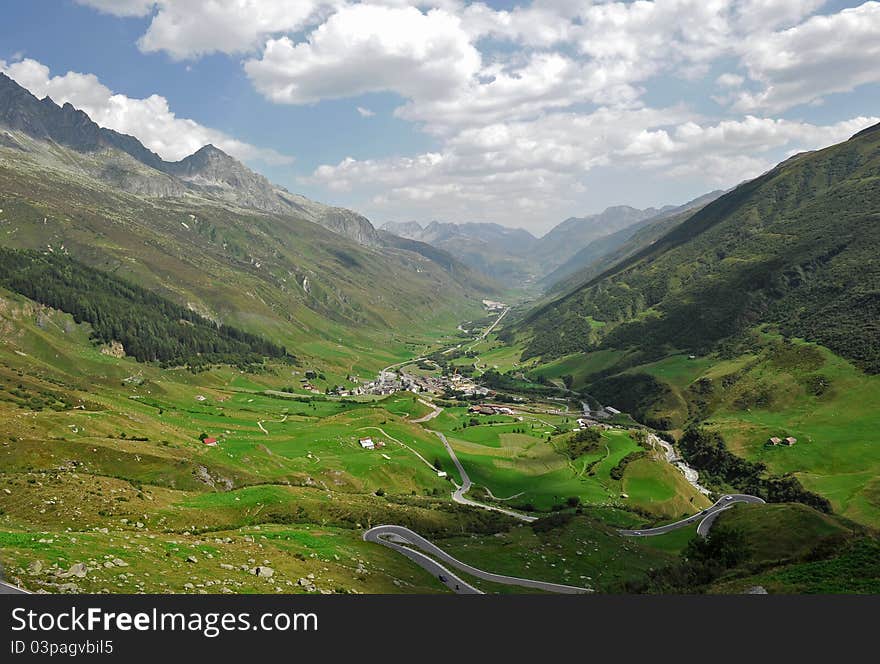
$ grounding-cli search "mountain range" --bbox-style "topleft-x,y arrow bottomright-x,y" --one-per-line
0,72 -> 494,362
381,202 -> 710,285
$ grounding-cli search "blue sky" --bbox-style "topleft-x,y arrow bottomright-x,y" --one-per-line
2,1 -> 879,234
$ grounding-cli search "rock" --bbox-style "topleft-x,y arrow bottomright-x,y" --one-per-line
747,586 -> 768,594
58,582 -> 79,593
66,563 -> 87,578
251,566 -> 274,578
183,583 -> 194,590
112,558 -> 128,567
28,560 -> 43,575
185,555 -> 198,563
219,563 -> 234,570
2,488 -> 10,495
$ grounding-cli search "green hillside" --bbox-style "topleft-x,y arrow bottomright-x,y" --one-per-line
497,124 -> 880,528
0,146 -> 489,376
515,123 -> 880,374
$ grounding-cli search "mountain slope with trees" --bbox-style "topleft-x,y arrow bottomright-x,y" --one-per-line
513,123 -> 880,374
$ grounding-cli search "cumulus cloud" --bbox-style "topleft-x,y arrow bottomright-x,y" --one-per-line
138,1 -> 340,60
733,1 -> 880,112
308,110 -> 878,225
71,1 -> 880,228
0,58 -> 292,165
245,5 -> 481,105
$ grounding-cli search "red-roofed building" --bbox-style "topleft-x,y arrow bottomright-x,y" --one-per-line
202,437 -> 218,447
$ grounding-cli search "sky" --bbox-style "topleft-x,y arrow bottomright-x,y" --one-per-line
1,1 -> 879,235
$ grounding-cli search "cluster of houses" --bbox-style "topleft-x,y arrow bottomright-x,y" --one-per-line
467,404 -> 515,416
767,436 -> 798,446
356,369 -> 490,398
575,418 -> 612,430
576,406 -> 622,429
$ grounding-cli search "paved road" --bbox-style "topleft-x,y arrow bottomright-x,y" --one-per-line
411,398 -> 442,424
466,307 -> 510,352
0,580 -> 30,594
364,525 -> 591,594
618,494 -> 765,538
429,429 -> 537,522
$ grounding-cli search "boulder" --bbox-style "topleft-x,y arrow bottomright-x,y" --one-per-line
66,562 -> 87,578
251,566 -> 274,578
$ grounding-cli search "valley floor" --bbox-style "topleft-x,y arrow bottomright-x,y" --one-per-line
2,294 -> 878,595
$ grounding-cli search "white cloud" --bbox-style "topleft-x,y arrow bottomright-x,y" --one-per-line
356,106 -> 376,117
733,0 -> 827,32
0,58 -> 292,165
717,73 -> 745,88
245,5 -> 481,105
69,1 -> 880,229
137,1 -> 339,60
734,1 -> 880,111
308,109 -> 878,226
76,0 -> 156,17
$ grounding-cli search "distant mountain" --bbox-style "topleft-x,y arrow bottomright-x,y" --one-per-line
531,205 -> 674,274
541,191 -> 725,291
381,220 -> 538,282
512,121 -> 880,374
0,72 -> 381,247
381,220 -> 426,240
382,202 -> 719,286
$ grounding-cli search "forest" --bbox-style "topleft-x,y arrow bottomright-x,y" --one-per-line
0,248 -> 294,369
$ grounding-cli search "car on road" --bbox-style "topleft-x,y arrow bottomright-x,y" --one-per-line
724,496 -> 734,501
633,531 -> 642,535
438,574 -> 448,583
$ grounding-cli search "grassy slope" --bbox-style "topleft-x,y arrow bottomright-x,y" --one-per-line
706,503 -> 880,594
431,407 -> 708,516
0,149 -> 486,376
0,288 -> 517,593
0,286 -> 720,592
515,123 -> 880,374
496,126 -> 880,532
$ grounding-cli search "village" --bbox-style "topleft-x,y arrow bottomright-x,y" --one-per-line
353,366 -> 491,398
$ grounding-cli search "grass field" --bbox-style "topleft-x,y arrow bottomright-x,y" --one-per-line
703,340 -> 880,527
436,510 -> 678,592
432,405 -> 708,515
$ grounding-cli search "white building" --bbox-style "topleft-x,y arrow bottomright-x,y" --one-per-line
359,437 -> 375,450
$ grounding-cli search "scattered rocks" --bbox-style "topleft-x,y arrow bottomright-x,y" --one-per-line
185,555 -> 198,564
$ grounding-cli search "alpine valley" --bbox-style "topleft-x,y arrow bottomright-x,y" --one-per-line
1,71 -> 879,597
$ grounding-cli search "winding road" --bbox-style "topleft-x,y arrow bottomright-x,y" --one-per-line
618,494 -> 765,537
364,316 -> 766,593
364,525 -> 591,594
429,428 -> 537,523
